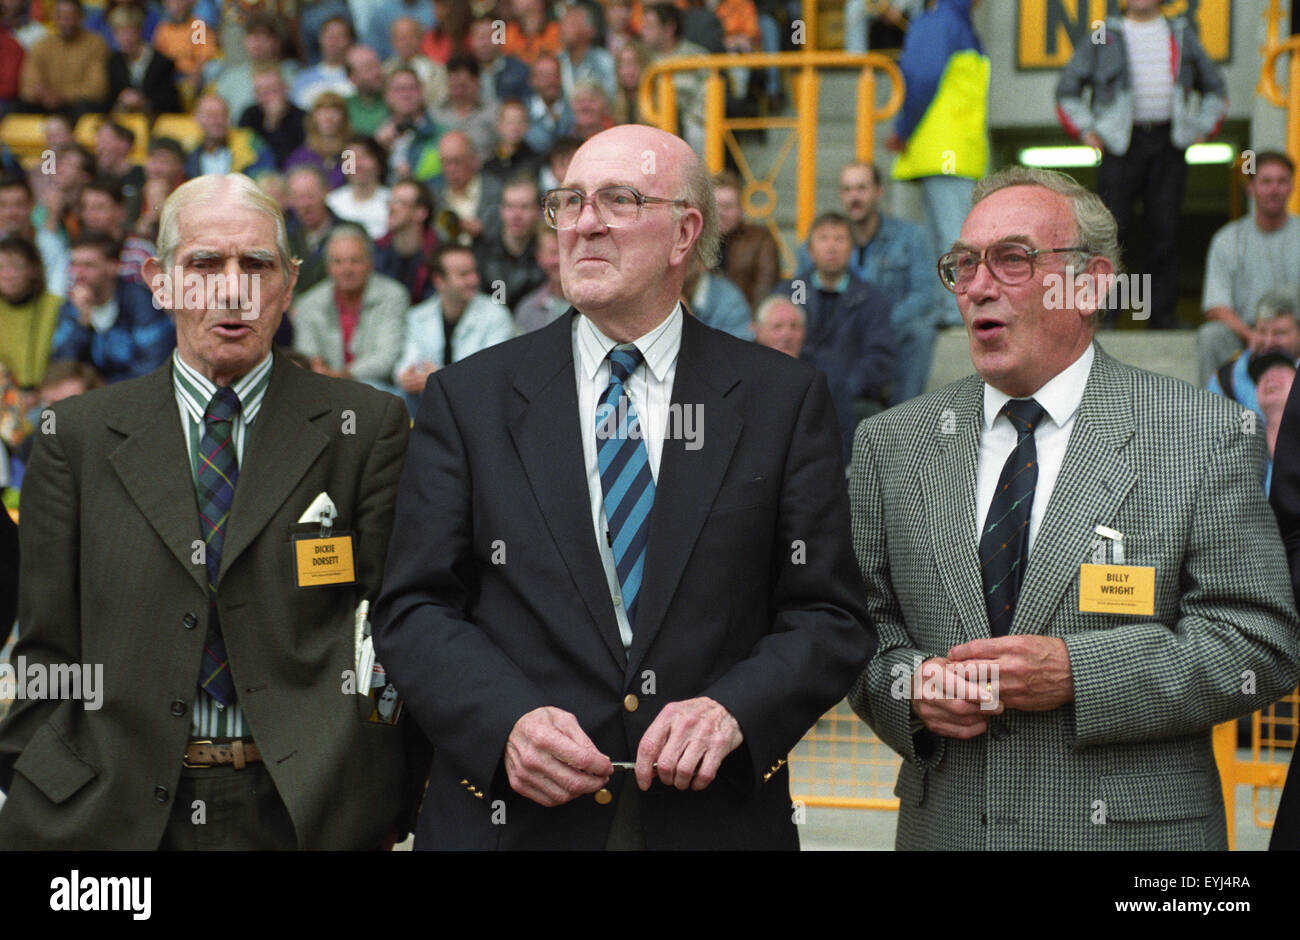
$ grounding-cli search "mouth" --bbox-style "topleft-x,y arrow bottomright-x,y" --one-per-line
212,320 -> 254,338
971,316 -> 1007,340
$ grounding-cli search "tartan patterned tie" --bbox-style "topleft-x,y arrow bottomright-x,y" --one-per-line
597,344 -> 655,628
979,397 -> 1046,637
196,386 -> 241,705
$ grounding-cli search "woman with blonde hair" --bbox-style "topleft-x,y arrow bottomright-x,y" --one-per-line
284,92 -> 352,189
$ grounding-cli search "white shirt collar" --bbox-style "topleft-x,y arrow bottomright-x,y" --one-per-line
576,302 -> 683,383
983,342 -> 1095,432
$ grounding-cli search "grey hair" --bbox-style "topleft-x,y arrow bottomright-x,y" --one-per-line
1256,286 -> 1300,323
678,149 -> 719,272
754,294 -> 803,328
156,173 -> 297,273
970,165 -> 1121,274
325,223 -> 373,261
571,77 -> 609,106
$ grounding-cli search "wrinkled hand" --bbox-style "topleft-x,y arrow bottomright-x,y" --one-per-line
505,706 -> 612,807
635,696 -> 743,791
947,636 -> 1074,712
909,656 -> 1001,739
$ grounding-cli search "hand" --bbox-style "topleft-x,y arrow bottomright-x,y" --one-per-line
399,363 -> 436,394
115,88 -> 146,112
1083,131 -> 1104,153
457,215 -> 483,240
885,132 -> 903,153
909,656 -> 1001,739
947,636 -> 1074,712
635,696 -> 743,791
505,706 -> 612,807
70,283 -> 95,326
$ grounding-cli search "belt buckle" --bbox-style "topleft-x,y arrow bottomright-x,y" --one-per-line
183,739 -> 214,769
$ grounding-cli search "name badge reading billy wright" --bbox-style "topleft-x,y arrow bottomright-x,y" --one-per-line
1078,564 -> 1155,616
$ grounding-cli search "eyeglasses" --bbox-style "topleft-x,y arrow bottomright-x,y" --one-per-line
542,186 -> 689,230
937,241 -> 1089,293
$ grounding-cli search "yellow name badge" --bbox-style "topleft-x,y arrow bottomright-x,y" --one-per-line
294,534 -> 357,587
1078,564 -> 1155,616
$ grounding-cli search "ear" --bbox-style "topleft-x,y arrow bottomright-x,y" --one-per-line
668,206 -> 704,269
142,255 -> 168,308
1079,254 -> 1115,323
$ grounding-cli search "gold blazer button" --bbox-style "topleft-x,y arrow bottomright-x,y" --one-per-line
594,788 -> 613,805
623,694 -> 639,712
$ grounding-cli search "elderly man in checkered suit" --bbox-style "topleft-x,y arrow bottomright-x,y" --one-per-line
849,165 -> 1300,850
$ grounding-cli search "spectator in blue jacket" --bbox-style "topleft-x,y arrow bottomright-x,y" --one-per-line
779,212 -> 894,465
51,232 -> 174,383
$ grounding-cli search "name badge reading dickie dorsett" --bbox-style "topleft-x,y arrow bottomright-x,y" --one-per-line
1078,564 -> 1155,616
294,533 -> 357,587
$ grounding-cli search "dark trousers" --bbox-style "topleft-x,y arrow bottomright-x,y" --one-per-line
1097,124 -> 1188,328
160,761 -> 298,850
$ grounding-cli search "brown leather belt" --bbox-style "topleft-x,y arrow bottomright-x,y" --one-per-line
183,739 -> 262,770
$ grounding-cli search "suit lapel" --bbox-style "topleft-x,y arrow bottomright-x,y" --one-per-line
219,352 -> 330,580
108,364 -> 207,594
921,377 -> 990,643
508,312 -> 627,669
627,316 -> 742,677
1012,346 -> 1137,635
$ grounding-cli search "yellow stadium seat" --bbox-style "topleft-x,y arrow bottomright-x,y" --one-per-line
150,113 -> 202,152
0,114 -> 50,165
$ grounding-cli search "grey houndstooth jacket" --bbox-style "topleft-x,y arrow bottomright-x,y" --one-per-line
848,345 -> 1300,850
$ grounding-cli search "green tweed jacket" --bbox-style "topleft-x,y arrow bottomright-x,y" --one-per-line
849,346 -> 1300,850
0,350 -> 428,848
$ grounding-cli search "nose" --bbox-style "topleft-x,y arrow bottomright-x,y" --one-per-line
962,255 -> 1000,304
573,197 -> 608,236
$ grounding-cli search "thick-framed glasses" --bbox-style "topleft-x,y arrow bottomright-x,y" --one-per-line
937,242 -> 1089,293
542,186 -> 689,230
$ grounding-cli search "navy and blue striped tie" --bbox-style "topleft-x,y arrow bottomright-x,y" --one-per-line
597,344 -> 655,627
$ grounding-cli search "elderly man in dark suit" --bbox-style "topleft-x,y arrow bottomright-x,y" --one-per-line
850,165 -> 1300,850
0,173 -> 426,849
373,124 -> 874,850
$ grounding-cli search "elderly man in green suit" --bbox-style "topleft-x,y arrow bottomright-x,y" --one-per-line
850,166 -> 1300,850
0,173 -> 427,849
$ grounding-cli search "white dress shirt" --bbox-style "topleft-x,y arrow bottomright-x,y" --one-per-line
574,304 -> 683,650
975,343 -> 1095,554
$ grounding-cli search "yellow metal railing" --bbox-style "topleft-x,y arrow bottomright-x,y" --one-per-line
1258,0 -> 1300,214
636,51 -> 904,272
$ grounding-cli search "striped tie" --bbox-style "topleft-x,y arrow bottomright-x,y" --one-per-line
979,397 -> 1045,637
196,386 -> 241,705
597,344 -> 655,627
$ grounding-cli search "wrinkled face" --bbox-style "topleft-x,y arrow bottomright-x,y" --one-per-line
809,223 -> 852,276
385,72 -> 423,118
1258,363 -> 1296,415
955,185 -> 1101,397
839,164 -> 881,223
195,98 -> 229,141
497,103 -> 528,146
531,59 -> 561,102
1258,314 -> 1300,360
714,184 -> 742,235
147,199 -> 297,385
69,245 -> 117,295
755,302 -> 804,357
0,185 -> 32,234
80,189 -> 123,235
1251,161 -> 1295,219
438,135 -> 477,189
253,70 -> 288,108
616,46 -> 642,89
435,249 -> 479,307
0,249 -> 34,302
348,47 -> 385,95
326,234 -> 371,294
501,183 -> 539,239
557,128 -> 700,320
387,182 -> 425,232
288,172 -> 327,227
391,18 -> 421,59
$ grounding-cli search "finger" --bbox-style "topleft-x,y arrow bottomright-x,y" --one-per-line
693,744 -> 725,791
542,711 -> 612,776
655,723 -> 688,787
947,638 -> 1008,661
926,718 -> 989,739
635,710 -> 672,790
672,739 -> 706,790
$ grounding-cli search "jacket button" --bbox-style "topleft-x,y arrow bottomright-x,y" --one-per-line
154,786 -> 169,803
170,700 -> 187,717
623,694 -> 638,712
182,612 -> 198,629
594,788 -> 613,805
